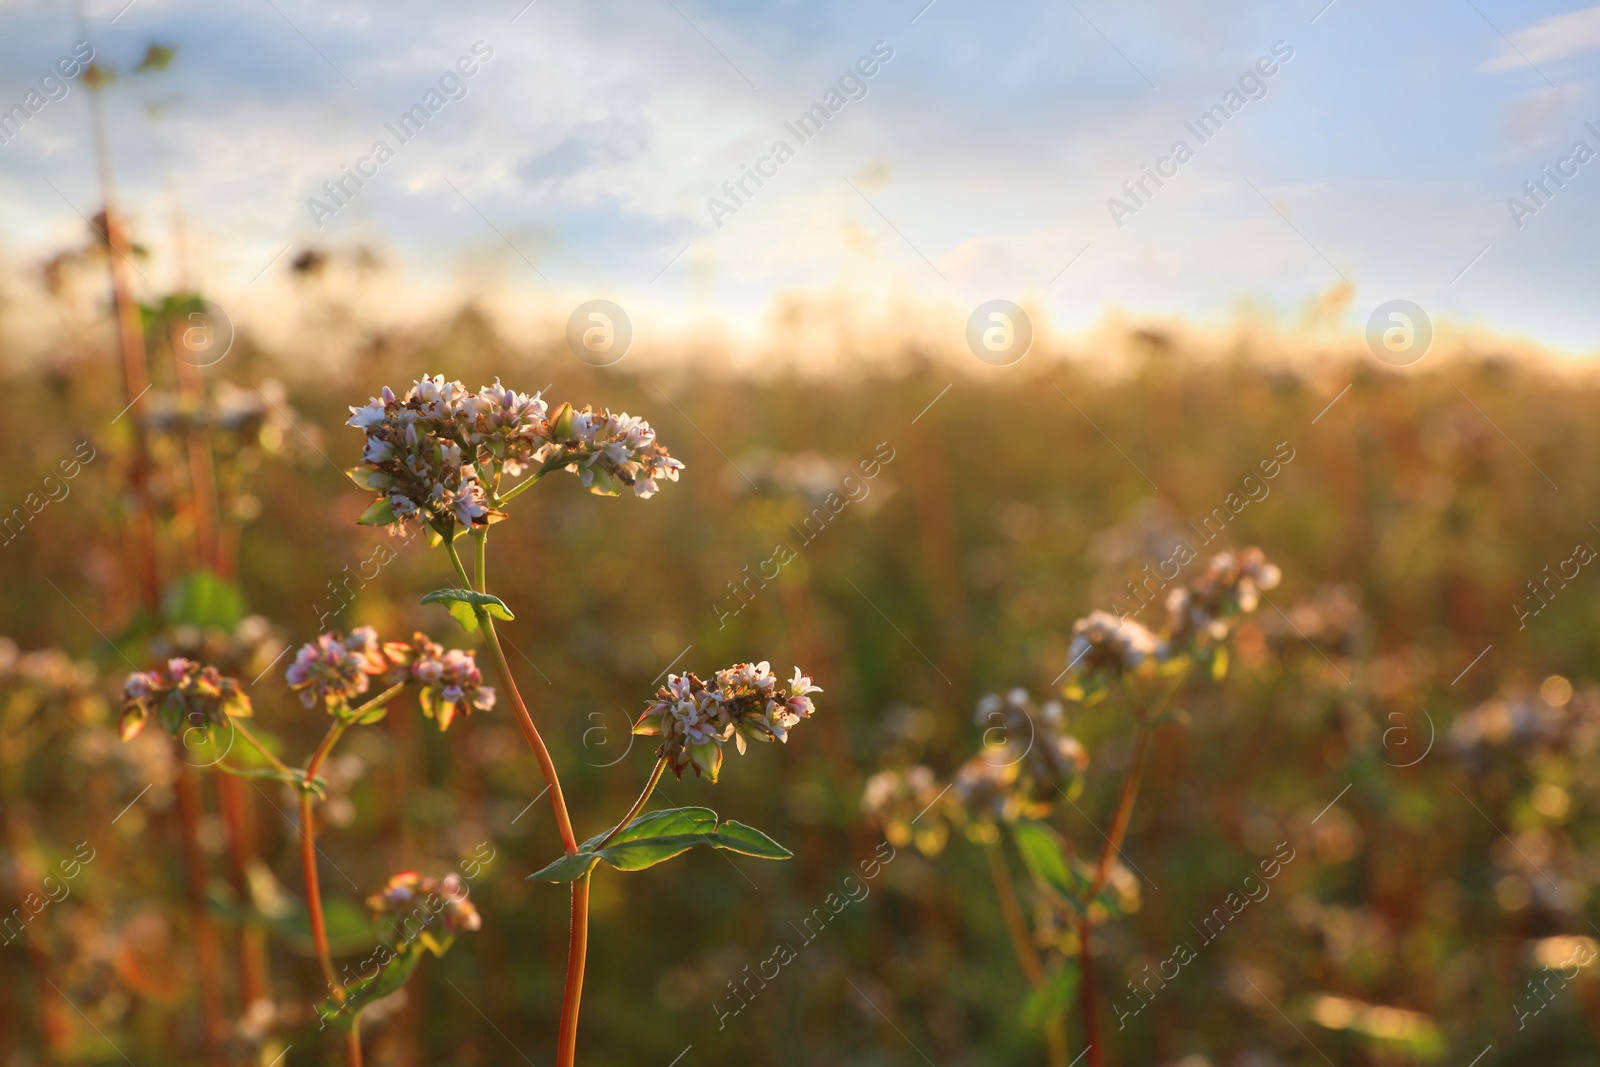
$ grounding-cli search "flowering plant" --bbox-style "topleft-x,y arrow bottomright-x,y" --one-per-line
342,374 -> 812,1067
863,547 -> 1279,1067
118,621 -> 490,1059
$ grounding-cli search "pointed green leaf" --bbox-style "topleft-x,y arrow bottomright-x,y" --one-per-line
420,589 -> 514,633
358,497 -> 397,527
317,944 -> 422,1030
527,851 -> 605,882
347,466 -> 393,491
1011,821 -> 1078,904
529,806 -> 792,882
354,704 -> 389,725
704,820 -> 792,859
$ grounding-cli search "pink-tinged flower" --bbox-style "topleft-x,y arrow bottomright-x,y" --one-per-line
120,658 -> 252,742
346,375 -> 683,534
285,628 -> 387,711
404,637 -> 494,731
555,407 -> 685,499
366,871 -> 481,935
633,662 -> 821,782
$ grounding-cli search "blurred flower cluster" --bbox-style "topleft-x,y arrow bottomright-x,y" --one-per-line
0,640 -> 105,727
147,614 -> 286,681
1164,547 -> 1282,651
366,871 -> 482,935
345,374 -> 683,536
120,658 -> 252,741
634,662 -> 821,781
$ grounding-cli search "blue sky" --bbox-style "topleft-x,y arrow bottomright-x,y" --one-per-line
1,0 -> 1598,354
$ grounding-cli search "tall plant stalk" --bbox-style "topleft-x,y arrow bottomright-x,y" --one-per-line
447,531 -> 586,1066
294,682 -> 402,1067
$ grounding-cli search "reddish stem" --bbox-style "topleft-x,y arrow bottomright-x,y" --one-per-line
176,765 -> 228,1066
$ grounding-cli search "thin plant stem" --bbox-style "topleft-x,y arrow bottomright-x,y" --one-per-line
452,529 -> 586,1066
984,841 -> 1068,1067
1077,667 -> 1188,1067
348,1018 -> 364,1067
175,765 -> 227,1066
1079,912 -> 1099,1067
595,757 -> 667,851
299,789 -> 340,997
448,533 -> 577,852
231,717 -> 295,778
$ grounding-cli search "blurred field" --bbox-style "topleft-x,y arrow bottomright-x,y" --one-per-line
4,300 -> 1600,1067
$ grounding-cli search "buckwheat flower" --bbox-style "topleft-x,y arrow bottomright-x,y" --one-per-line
634,663 -> 820,782
951,753 -> 1014,828
550,404 -> 685,499
972,690 -> 1088,817
405,638 -> 495,731
861,765 -> 950,856
346,375 -> 503,535
468,378 -> 550,478
1165,547 -> 1282,649
285,628 -> 388,711
1066,611 -> 1164,679
120,658 -> 252,742
367,871 -> 481,935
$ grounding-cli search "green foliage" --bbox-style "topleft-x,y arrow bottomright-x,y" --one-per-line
421,588 -> 514,633
528,807 -> 792,882
162,570 -> 245,630
1021,962 -> 1078,1029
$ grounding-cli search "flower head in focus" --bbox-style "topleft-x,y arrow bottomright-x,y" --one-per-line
393,632 -> 495,731
633,662 -> 820,782
120,658 -> 252,742
549,403 -> 685,499
286,627 -> 388,712
345,375 -> 683,538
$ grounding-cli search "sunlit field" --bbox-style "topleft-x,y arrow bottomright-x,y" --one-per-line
6,2 -> 1600,1065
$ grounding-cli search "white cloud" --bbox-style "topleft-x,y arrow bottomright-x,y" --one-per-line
1483,4 -> 1600,71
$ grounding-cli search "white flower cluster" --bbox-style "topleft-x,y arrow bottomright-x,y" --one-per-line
634,662 -> 821,782
1067,610 -> 1165,675
346,374 -> 682,535
960,689 -> 1088,823
1164,547 -> 1282,648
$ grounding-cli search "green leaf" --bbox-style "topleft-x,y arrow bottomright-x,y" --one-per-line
317,943 -> 423,1030
529,807 -> 792,882
1021,962 -> 1079,1028
586,467 -> 623,497
420,589 -> 514,633
357,497 -> 397,527
1210,645 -> 1229,681
347,466 -> 394,492
162,570 -> 245,630
1011,821 -> 1078,905
354,703 -> 389,725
